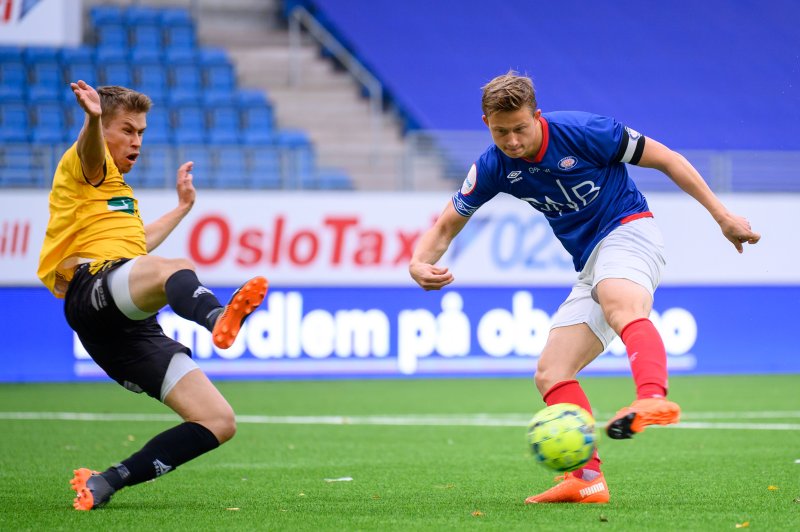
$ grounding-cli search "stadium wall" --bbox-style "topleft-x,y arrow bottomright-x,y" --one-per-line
1,191 -> 795,381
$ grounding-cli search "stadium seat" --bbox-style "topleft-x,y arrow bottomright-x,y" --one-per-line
160,8 -> 194,28
173,105 -> 207,143
164,26 -> 196,50
317,170 -> 354,190
201,89 -> 236,107
0,62 -> 27,87
236,89 -> 269,108
125,5 -> 162,25
100,62 -> 133,87
169,64 -> 203,91
130,46 -> 163,65
63,61 -> 97,87
59,46 -> 94,64
249,147 -> 283,189
95,45 -> 128,64
139,145 -> 173,187
167,87 -> 202,106
197,47 -> 229,66
131,25 -> 162,49
208,125 -> 241,145
0,46 -> 23,62
0,102 -> 29,129
178,146 -> 213,187
203,64 -> 236,91
164,48 -> 197,66
214,147 -> 248,187
96,25 -> 128,48
90,5 -> 125,26
24,47 -> 60,64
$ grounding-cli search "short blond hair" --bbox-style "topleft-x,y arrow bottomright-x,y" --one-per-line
481,70 -> 537,117
97,85 -> 151,122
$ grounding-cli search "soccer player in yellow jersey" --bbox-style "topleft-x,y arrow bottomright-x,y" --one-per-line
38,80 -> 269,510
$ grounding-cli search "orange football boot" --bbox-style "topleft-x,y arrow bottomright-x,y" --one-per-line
606,397 -> 681,439
212,276 -> 269,349
525,471 -> 609,504
70,468 -> 114,510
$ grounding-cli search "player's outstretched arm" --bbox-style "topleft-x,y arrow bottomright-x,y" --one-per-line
144,161 -> 197,252
409,200 -> 469,290
71,80 -> 106,185
636,137 -> 761,253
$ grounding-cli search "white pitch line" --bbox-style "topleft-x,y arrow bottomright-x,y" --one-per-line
1,411 -> 800,430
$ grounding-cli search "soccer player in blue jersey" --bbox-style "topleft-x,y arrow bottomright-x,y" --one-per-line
409,71 -> 760,503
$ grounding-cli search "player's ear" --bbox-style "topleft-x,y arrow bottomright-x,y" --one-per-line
482,114 -> 489,127
533,109 -> 542,119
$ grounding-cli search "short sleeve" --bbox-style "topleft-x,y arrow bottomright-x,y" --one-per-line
452,160 -> 498,217
583,115 -> 645,166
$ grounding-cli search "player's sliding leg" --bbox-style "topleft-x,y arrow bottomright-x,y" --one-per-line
72,369 -> 234,510
605,317 -> 680,439
527,324 -> 609,503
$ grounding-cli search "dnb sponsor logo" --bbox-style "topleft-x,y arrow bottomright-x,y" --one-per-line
74,291 -> 698,377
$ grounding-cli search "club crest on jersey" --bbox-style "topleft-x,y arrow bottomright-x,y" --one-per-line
461,164 -> 478,195
557,156 -> 579,171
506,170 -> 522,183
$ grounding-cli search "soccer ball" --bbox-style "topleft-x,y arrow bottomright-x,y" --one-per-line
526,403 -> 596,472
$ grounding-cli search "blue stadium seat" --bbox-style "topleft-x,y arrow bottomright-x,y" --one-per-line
0,167 -> 38,187
0,127 -> 29,143
160,8 -> 194,28
90,5 -> 125,26
131,25 -> 162,49
59,46 -> 94,64
95,47 -> 127,67
134,63 -> 168,90
169,64 -> 202,90
173,105 -> 205,129
249,147 -> 282,188
1,62 -> 27,87
100,62 -> 133,87
242,105 -> 273,131
130,46 -> 162,65
317,170 -> 354,190
167,87 -> 201,106
203,64 -> 235,91
139,145 -> 173,187
236,89 -> 269,107
0,85 -> 25,101
164,48 -> 197,65
209,106 -> 240,129
197,47 -> 229,66
30,63 -> 63,100
201,89 -> 235,107
208,125 -> 241,145
31,102 -> 64,129
165,26 -> 196,50
214,147 -> 248,187
0,46 -> 23,62
63,61 -> 97,87
96,25 -> 128,48
65,105 -> 84,139
31,126 -> 67,144
0,102 -> 29,129
24,47 -> 60,64
125,5 -> 162,25
143,107 -> 172,143
179,146 -> 213,187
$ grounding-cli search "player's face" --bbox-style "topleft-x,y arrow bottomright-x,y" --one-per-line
483,107 -> 542,159
102,111 -> 147,174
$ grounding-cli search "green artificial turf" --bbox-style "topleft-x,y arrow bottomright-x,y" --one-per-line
1,375 -> 798,530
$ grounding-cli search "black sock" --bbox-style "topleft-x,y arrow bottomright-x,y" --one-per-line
165,269 -> 223,332
100,422 -> 220,490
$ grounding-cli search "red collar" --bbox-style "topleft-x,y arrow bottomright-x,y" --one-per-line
522,116 -> 549,163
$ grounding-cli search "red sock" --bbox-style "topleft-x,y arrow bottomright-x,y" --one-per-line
543,379 -> 601,474
620,318 -> 668,399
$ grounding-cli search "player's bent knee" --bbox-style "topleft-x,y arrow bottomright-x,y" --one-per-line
205,408 -> 237,444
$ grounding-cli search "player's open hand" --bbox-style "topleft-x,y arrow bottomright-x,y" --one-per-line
409,262 -> 454,291
718,212 -> 760,253
70,80 -> 101,118
176,161 -> 196,211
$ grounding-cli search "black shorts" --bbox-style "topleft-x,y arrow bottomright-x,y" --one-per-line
64,259 -> 191,399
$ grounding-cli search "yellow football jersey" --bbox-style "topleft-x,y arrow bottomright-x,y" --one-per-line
38,143 -> 147,298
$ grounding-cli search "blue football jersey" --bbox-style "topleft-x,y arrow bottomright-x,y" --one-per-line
453,110 -> 649,271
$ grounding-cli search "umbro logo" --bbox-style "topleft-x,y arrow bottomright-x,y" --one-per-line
579,482 -> 606,498
506,171 -> 522,184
